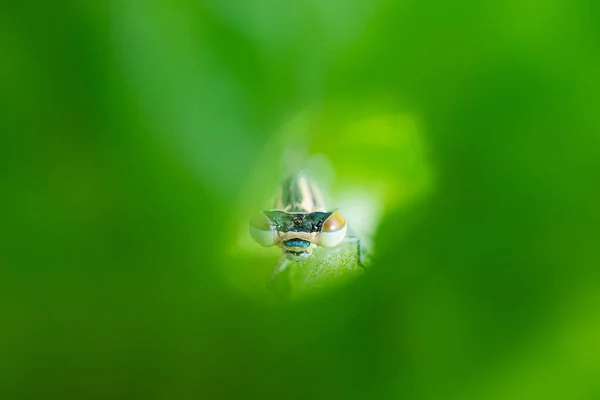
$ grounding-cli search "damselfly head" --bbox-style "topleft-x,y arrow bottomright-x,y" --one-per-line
249,209 -> 348,262
249,172 -> 350,262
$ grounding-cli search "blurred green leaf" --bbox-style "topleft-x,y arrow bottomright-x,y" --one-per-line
2,0 -> 600,399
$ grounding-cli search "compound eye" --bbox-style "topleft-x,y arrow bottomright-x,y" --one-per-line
249,213 -> 278,247
319,212 -> 347,247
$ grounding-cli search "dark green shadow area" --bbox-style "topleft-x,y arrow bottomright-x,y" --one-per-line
2,0 -> 600,399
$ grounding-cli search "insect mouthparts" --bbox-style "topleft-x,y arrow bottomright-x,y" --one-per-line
284,239 -> 311,248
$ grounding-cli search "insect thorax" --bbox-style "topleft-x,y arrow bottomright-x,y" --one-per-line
274,173 -> 326,213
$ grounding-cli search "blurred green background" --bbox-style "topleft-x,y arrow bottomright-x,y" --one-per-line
2,0 -> 600,398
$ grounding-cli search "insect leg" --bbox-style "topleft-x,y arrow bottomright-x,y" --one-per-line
345,236 -> 367,271
267,255 -> 292,297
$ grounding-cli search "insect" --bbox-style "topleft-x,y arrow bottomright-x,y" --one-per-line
249,172 -> 365,293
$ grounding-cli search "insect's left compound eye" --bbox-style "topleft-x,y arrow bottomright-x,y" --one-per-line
249,212 -> 279,247
319,212 -> 347,247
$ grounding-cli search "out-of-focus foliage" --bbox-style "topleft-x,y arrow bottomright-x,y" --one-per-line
2,0 -> 600,399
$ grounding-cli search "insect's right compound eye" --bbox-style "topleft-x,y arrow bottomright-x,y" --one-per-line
249,213 -> 279,247
319,212 -> 347,247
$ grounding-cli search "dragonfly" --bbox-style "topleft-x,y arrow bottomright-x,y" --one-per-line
249,172 -> 366,296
